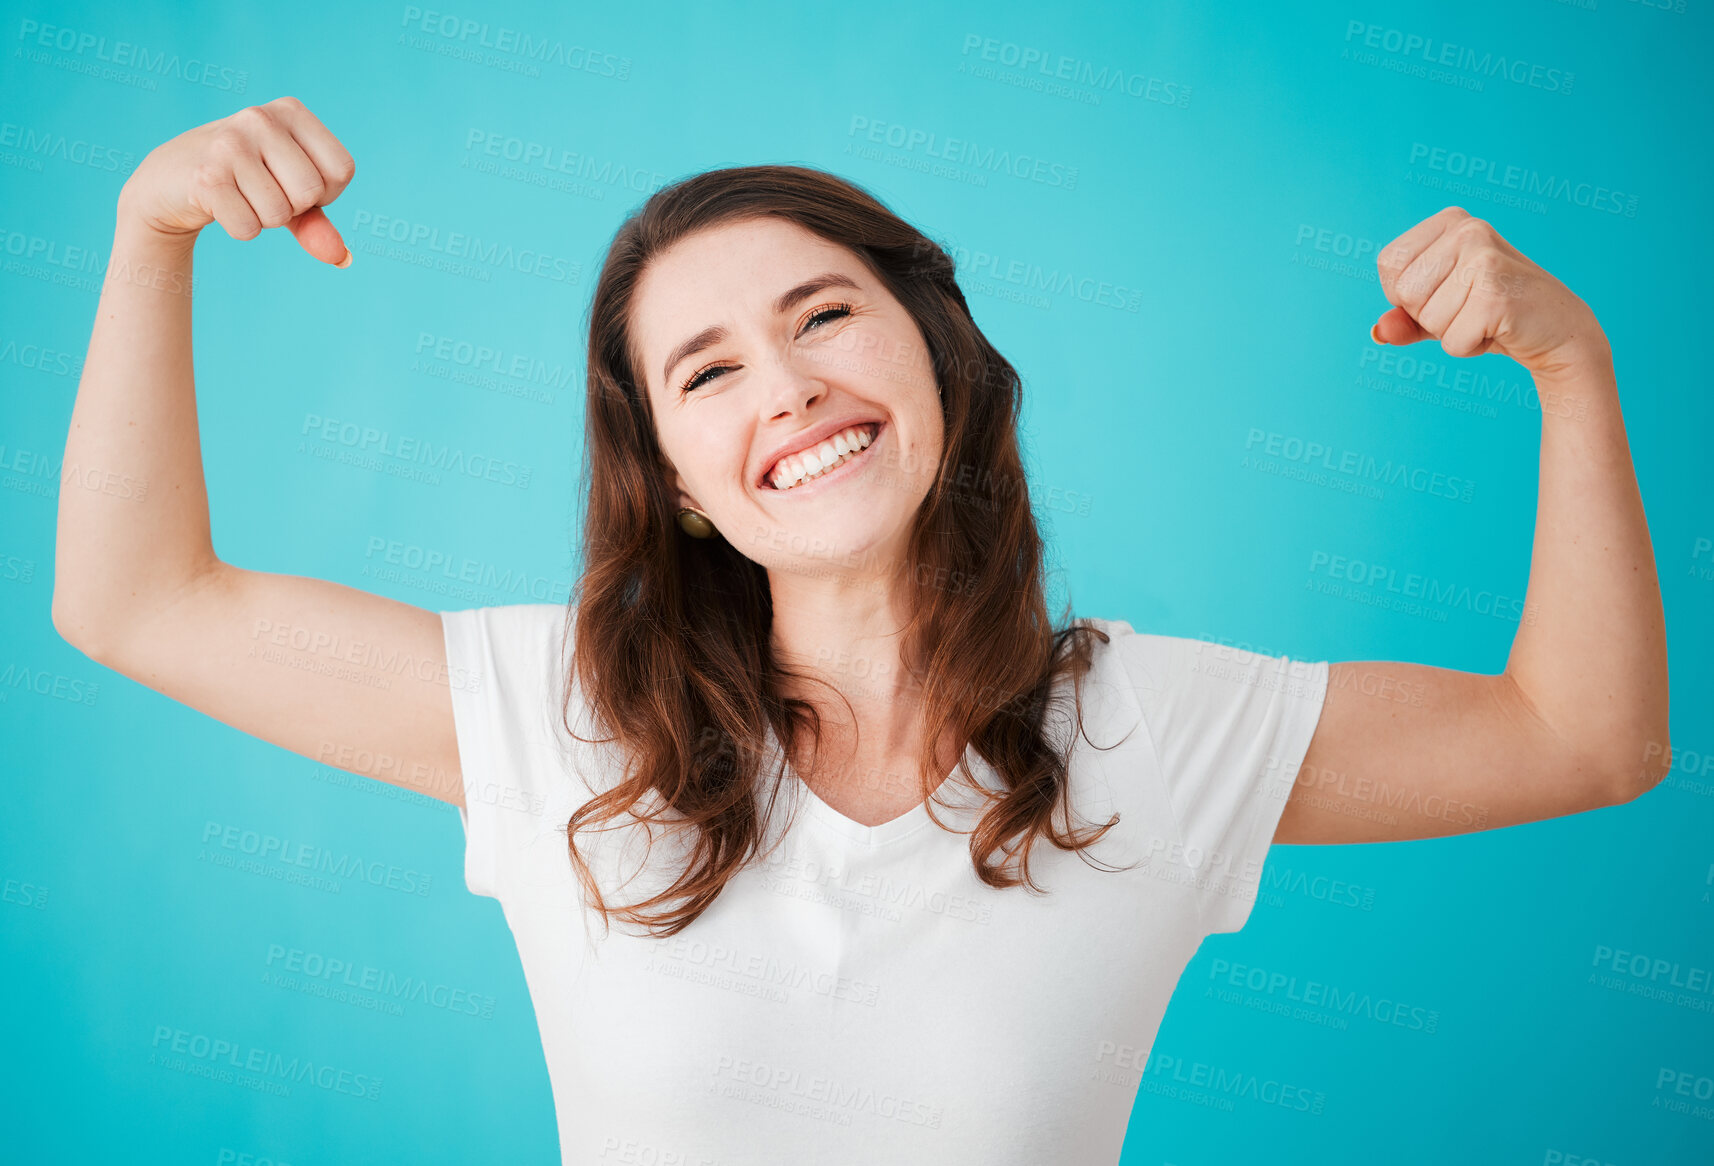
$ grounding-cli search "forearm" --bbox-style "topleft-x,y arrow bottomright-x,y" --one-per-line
52,198 -> 218,652
1503,335 -> 1670,787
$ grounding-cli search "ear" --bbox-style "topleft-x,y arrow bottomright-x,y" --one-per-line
670,468 -> 698,512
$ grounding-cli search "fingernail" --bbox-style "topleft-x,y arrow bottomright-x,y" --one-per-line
1369,322 -> 1385,345
335,248 -> 353,269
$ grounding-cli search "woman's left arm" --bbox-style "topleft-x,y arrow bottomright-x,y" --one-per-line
1276,206 -> 1671,846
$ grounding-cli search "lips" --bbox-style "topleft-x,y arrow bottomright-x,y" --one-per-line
757,420 -> 884,490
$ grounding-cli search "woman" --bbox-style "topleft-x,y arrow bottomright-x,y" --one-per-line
55,97 -> 1670,1164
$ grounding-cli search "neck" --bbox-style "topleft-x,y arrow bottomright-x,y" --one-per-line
765,535 -> 974,806
769,522 -> 935,724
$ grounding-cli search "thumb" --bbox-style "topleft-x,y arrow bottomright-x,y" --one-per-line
1370,305 -> 1430,346
287,205 -> 351,268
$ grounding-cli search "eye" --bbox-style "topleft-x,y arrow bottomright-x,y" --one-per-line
800,302 -> 854,333
679,362 -> 732,393
677,303 -> 858,394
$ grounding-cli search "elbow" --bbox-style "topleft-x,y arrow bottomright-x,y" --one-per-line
50,593 -> 109,664
1600,728 -> 1673,806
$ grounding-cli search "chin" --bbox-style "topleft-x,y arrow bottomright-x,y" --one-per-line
769,501 -> 915,568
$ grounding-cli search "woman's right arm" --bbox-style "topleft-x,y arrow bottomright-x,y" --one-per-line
50,97 -> 466,809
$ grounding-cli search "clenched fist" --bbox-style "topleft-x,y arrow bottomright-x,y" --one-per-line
1370,206 -> 1610,378
118,95 -> 356,267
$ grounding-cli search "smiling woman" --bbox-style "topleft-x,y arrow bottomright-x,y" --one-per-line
415,166 -> 1336,1163
441,171 -> 1669,1164
53,94 -> 1669,1166
571,167 -> 1122,925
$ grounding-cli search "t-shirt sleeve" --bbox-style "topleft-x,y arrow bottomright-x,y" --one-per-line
439,603 -> 582,902
1102,621 -> 1330,937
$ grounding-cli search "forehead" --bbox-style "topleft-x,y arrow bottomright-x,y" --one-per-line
630,217 -> 871,384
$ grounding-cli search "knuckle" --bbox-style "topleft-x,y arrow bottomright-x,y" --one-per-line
208,126 -> 248,157
256,199 -> 294,228
190,157 -> 232,191
270,94 -> 306,112
1445,330 -> 1484,358
289,180 -> 327,213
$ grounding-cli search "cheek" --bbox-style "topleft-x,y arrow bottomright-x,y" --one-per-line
690,428 -> 751,493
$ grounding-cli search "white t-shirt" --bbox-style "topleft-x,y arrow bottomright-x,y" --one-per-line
442,603 -> 1328,1166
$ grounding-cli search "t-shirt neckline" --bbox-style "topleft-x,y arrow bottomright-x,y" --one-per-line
761,721 -> 978,847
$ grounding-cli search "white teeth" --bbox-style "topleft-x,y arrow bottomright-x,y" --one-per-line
768,424 -> 877,491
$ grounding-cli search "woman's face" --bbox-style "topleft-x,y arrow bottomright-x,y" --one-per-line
630,216 -> 944,582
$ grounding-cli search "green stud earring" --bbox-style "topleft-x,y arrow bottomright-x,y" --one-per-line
676,506 -> 716,539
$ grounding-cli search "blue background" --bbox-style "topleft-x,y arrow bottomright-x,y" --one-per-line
4,0 -> 1711,1162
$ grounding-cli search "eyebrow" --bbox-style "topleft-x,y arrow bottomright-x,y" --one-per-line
658,271 -> 863,390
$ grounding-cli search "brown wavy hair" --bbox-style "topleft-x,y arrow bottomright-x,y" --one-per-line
564,163 -> 1123,936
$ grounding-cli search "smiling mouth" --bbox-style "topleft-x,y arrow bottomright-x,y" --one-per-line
763,422 -> 884,492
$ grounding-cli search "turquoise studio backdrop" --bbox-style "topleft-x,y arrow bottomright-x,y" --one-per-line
4,0 -> 1711,1162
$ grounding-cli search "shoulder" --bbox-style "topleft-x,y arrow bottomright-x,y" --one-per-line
1066,616 -> 1181,701
438,603 -> 593,800
1066,616 -> 1326,724
440,604 -> 576,689
440,602 -> 574,648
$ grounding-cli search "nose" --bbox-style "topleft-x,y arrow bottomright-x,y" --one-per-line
758,346 -> 829,421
